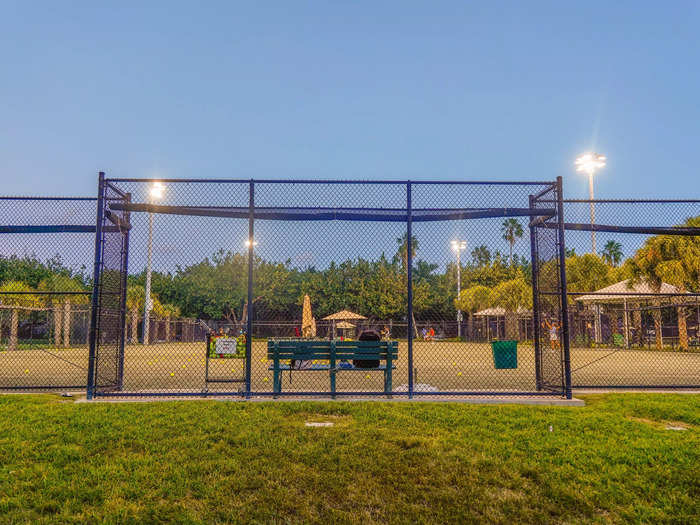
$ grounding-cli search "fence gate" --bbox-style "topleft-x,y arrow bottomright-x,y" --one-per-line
531,180 -> 571,397
87,174 -> 130,397
87,175 -> 572,399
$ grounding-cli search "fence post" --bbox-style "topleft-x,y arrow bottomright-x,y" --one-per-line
245,180 -> 254,398
529,194 -> 542,390
86,171 -> 105,400
117,192 -> 131,390
406,181 -> 414,399
556,177 -> 573,399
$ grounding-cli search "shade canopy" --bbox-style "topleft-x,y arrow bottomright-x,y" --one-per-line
474,307 -> 531,317
323,310 -> 367,321
575,279 -> 686,304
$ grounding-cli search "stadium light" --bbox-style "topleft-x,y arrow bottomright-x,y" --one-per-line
149,181 -> 165,200
451,240 -> 467,339
245,239 -> 258,247
144,182 -> 165,346
575,152 -> 606,254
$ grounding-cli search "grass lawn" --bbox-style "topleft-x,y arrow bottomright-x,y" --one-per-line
0,395 -> 698,524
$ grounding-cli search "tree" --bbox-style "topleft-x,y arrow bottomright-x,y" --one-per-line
628,217 -> 700,350
157,303 -> 180,342
470,245 -> 491,267
126,286 -> 145,344
601,240 -> 623,267
0,281 -> 38,351
489,277 -> 532,340
37,274 -> 89,347
565,254 -> 612,296
501,219 -> 524,267
395,233 -> 418,269
455,285 -> 491,339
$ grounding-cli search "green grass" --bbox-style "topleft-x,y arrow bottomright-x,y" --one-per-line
0,395 -> 697,524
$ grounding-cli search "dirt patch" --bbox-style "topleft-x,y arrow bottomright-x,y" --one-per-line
627,416 -> 693,431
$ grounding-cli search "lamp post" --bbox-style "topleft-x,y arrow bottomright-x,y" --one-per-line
451,240 -> 467,339
143,182 -> 164,345
575,152 -> 606,254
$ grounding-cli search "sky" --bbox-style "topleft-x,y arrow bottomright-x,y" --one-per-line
1,1 -> 699,200
1,2 -> 699,274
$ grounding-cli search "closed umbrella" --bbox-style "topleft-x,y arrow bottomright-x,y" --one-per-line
301,294 -> 316,337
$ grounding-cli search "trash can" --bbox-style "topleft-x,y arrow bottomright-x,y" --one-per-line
491,340 -> 518,369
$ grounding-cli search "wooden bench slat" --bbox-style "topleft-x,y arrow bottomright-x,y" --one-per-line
268,339 -> 399,397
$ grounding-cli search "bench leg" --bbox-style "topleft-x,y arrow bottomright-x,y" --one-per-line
385,367 -> 392,398
330,369 -> 336,399
273,366 -> 281,398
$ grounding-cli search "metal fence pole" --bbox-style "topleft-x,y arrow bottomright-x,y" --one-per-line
407,181 -> 414,399
86,172 -> 105,399
529,194 -> 542,390
116,192 -> 131,390
245,180 -> 254,398
556,177 -> 573,399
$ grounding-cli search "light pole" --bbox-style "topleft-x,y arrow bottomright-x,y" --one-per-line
451,240 -> 467,339
143,182 -> 164,345
575,152 -> 606,254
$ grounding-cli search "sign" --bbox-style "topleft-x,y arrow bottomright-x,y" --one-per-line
214,337 -> 239,355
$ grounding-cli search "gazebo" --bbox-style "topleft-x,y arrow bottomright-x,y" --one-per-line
335,321 -> 356,340
322,310 -> 366,339
474,307 -> 532,341
575,279 -> 687,348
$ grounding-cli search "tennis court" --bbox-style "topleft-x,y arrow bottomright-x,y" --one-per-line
2,341 -> 698,394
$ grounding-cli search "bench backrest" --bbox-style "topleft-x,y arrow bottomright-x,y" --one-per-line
267,339 -> 398,361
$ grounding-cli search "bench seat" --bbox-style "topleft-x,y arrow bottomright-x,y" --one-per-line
267,339 -> 398,396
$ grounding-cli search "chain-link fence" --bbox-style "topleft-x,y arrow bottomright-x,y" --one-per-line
6,186 -> 699,396
555,199 -> 700,389
89,177 -> 571,398
0,197 -> 95,390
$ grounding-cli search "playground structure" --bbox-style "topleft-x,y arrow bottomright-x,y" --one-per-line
1,180 -> 699,397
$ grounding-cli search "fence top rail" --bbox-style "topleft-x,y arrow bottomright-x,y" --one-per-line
0,196 -> 97,201
109,202 -> 557,222
552,199 -> 700,204
104,177 -> 556,186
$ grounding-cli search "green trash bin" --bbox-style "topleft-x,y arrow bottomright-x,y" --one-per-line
491,340 -> 518,369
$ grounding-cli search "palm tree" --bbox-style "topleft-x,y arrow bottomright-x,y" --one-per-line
628,217 -> 700,350
126,286 -> 145,344
395,233 -> 418,269
160,303 -> 181,342
395,233 -> 419,337
601,240 -> 623,267
501,219 -> 523,267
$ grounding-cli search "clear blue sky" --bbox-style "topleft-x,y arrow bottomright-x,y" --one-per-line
1,1 -> 698,199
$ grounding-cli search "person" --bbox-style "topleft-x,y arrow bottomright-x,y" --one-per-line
381,325 -> 390,341
429,327 -> 435,342
294,326 -> 301,338
421,327 -> 428,341
543,318 -> 560,350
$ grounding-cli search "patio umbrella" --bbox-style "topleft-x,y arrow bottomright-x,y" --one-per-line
323,310 -> 366,338
322,310 -> 367,321
301,294 -> 316,337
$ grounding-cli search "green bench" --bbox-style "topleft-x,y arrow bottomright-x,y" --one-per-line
267,339 -> 398,397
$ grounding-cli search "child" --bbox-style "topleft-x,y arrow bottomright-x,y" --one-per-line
543,318 -> 560,350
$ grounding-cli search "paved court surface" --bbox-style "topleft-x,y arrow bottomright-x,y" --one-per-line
1,341 -> 698,394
